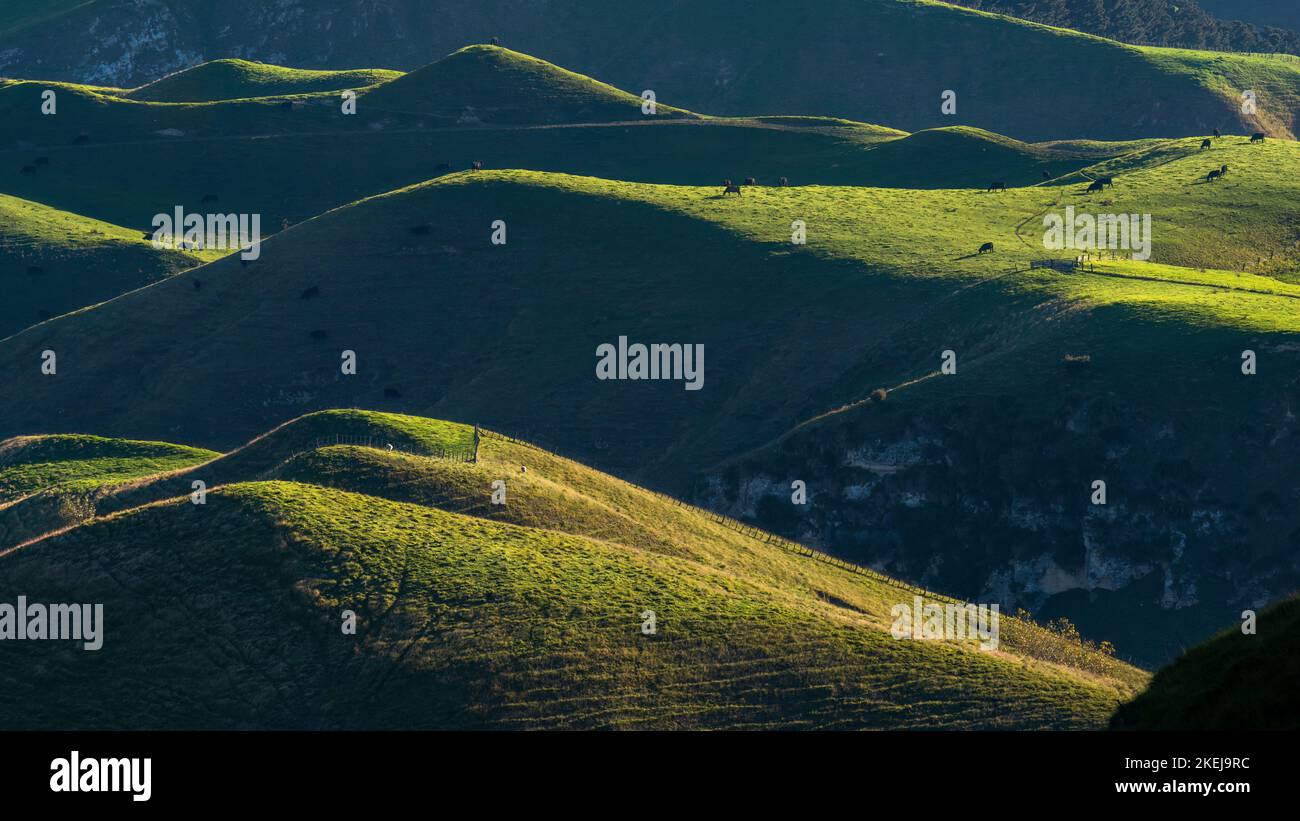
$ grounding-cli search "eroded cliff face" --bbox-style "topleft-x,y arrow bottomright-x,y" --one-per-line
698,389 -> 1300,667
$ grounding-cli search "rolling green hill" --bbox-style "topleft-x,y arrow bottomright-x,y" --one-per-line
5,1 -> 1300,141
0,409 -> 1143,729
0,434 -> 216,551
361,45 -> 695,124
0,192 -> 212,338
1111,595 -> 1300,730
2,140 -> 1296,664
1,48 -> 1152,235
125,59 -> 401,102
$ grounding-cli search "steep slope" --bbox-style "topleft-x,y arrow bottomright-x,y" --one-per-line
0,434 -> 215,550
0,411 -> 1143,729
4,0 -> 1300,140
0,192 -> 210,338
1,151 -> 1297,664
361,45 -> 695,124
0,62 -> 1137,232
1111,595 -> 1300,730
950,0 -> 1300,55
125,59 -> 401,102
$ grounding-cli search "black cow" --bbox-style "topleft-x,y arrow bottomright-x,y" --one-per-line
1251,132 -> 1266,143
743,177 -> 757,186
1200,138 -> 1212,150
987,181 -> 1006,192
1213,127 -> 1221,138
778,176 -> 789,187
1207,169 -> 1222,183
1099,176 -> 1114,188
1086,180 -> 1105,193
978,242 -> 994,254
722,183 -> 742,196
471,160 -> 483,171
1220,164 -> 1229,175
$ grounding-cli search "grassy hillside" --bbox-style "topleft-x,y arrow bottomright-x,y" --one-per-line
5,1 -> 1300,141
0,49 -> 1151,235
361,45 -> 695,124
125,59 -> 401,102
0,192 -> 212,338
3,146 -> 1298,456
0,434 -> 215,551
1111,595 -> 1300,729
0,410 -> 1142,729
1,150 -> 1296,663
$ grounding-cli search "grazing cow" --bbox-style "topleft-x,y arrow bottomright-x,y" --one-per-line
978,242 -> 994,254
1200,138 -> 1212,150
1207,169 -> 1222,183
19,165 -> 35,174
142,232 -> 153,240
1086,180 -> 1105,193
34,157 -> 49,166
987,181 -> 1005,192
1213,127 -> 1221,138
1251,132 -> 1266,143
471,160 -> 483,171
1099,176 -> 1114,188
300,285 -> 320,299
778,176 -> 789,187
1220,164 -> 1229,175
722,183 -> 742,196
201,194 -> 219,203
744,177 -> 757,186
